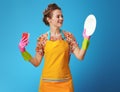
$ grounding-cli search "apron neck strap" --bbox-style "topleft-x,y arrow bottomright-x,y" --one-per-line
47,31 -> 51,40
47,29 -> 65,40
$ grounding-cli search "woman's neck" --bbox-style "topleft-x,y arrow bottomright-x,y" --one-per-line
50,26 -> 60,35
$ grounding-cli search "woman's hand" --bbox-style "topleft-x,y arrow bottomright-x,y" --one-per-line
19,35 -> 29,52
83,29 -> 90,39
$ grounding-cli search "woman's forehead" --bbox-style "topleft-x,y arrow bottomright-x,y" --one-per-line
52,9 -> 62,15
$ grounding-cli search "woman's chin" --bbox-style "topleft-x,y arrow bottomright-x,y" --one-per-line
58,24 -> 63,28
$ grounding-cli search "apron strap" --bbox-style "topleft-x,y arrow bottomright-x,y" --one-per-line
47,31 -> 51,40
47,29 -> 66,40
60,29 -> 66,40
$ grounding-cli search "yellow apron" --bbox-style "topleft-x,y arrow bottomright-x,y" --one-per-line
39,31 -> 74,92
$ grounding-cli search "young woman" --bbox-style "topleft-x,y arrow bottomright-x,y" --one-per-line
19,3 -> 90,92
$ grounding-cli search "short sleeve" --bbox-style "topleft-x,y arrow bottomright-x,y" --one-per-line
64,31 -> 78,53
35,34 -> 47,56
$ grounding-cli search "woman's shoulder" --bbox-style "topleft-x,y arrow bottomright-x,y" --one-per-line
37,32 -> 48,41
62,30 -> 74,38
62,30 -> 71,34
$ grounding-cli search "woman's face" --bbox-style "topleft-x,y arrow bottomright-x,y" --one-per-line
48,9 -> 63,28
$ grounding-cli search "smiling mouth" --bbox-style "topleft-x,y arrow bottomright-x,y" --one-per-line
59,21 -> 63,24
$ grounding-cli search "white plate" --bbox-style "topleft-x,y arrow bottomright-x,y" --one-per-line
84,14 -> 96,36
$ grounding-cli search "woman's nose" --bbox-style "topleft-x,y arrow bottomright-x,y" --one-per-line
60,16 -> 63,20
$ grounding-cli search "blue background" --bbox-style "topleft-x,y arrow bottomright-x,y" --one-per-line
0,0 -> 120,92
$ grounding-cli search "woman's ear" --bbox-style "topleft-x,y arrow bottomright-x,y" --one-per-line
47,17 -> 51,23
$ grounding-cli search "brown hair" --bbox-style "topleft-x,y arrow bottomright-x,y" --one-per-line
43,3 -> 61,26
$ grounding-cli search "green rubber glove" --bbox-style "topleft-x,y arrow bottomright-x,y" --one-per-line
21,51 -> 32,61
81,38 -> 90,50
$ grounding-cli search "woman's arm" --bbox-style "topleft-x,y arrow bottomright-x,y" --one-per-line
73,29 -> 90,60
73,46 -> 86,60
29,52 -> 43,67
73,36 -> 90,60
19,34 -> 43,67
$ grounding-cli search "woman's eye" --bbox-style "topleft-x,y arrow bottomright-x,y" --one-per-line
57,15 -> 60,18
57,15 -> 63,18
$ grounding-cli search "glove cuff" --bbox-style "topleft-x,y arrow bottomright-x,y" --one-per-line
21,51 -> 32,61
81,38 -> 90,50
